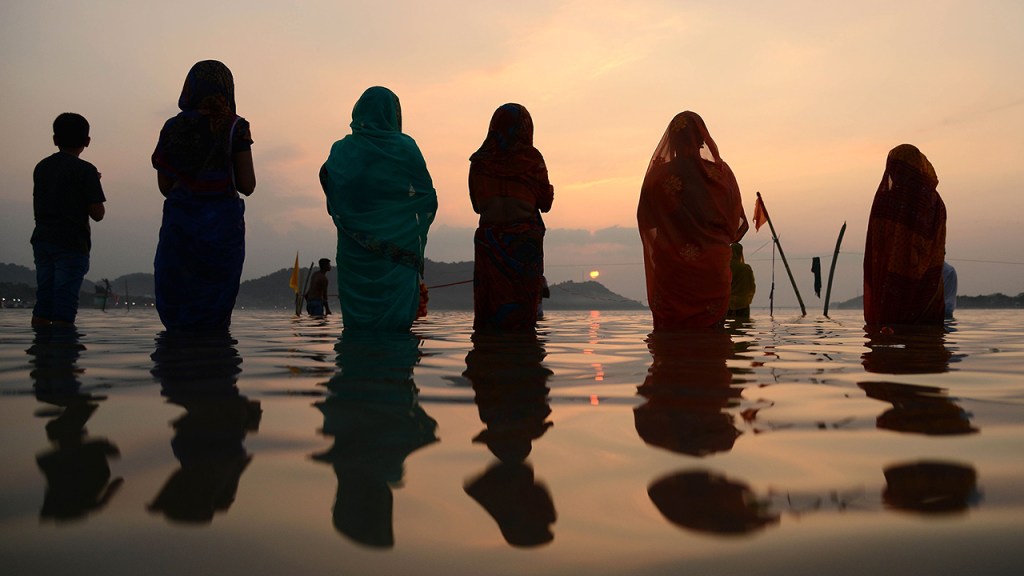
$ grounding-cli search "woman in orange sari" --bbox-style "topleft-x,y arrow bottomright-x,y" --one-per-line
863,144 -> 946,327
637,111 -> 748,330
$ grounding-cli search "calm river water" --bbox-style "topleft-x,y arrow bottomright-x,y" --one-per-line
1,308 -> 1022,575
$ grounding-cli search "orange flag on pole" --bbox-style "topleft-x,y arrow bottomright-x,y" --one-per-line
289,252 -> 300,293
752,195 -> 767,232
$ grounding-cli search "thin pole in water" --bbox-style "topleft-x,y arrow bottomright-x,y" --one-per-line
823,221 -> 847,317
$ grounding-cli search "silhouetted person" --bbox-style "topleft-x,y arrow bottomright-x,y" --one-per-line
305,258 -> 333,316
864,144 -> 946,327
320,86 -> 436,331
727,243 -> 755,319
638,111 -> 749,329
469,104 -> 554,330
943,261 -> 958,319
462,330 -> 556,547
313,331 -> 438,548
29,326 -> 121,520
153,60 -> 256,331
148,330 -> 260,523
31,113 -> 106,327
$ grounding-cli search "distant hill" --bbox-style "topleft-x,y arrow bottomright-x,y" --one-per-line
421,260 -> 644,310
231,259 -> 645,310
0,263 -> 36,286
832,293 -> 1024,310
547,280 -> 646,310
237,267 -> 296,309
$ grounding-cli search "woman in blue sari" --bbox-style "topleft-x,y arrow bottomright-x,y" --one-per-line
320,87 -> 437,332
152,60 -> 255,331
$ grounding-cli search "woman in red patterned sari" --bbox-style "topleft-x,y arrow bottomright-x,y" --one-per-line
863,144 -> 947,327
637,111 -> 748,330
470,104 -> 554,330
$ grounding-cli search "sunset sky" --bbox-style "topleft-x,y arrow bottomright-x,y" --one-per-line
2,0 -> 1022,307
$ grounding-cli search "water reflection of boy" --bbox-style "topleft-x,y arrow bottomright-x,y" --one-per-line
29,327 -> 123,521
462,330 -> 556,547
148,331 -> 261,523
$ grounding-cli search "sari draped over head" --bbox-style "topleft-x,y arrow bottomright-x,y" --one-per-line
152,60 -> 253,331
322,86 -> 437,332
637,111 -> 749,330
863,144 -> 946,327
469,104 -> 554,330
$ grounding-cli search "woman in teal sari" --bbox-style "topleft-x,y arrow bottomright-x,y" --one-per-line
320,87 -> 437,331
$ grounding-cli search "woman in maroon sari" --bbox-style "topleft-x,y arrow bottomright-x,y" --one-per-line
470,104 -> 554,330
637,111 -> 748,330
863,144 -> 946,327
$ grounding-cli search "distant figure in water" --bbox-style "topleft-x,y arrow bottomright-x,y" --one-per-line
943,261 -> 957,319
469,103 -> 554,330
727,243 -> 755,319
152,60 -> 256,331
863,144 -> 946,327
31,112 -> 106,327
637,111 -> 749,329
305,258 -> 332,317
320,86 -> 436,332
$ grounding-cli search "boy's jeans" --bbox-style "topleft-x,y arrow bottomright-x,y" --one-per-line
32,241 -> 90,323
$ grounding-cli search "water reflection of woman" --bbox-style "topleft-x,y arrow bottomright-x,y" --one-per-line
649,470 -> 779,535
29,326 -> 122,520
860,325 -> 975,435
313,331 -> 438,548
148,330 -> 261,523
463,330 -> 556,547
635,329 -> 742,456
882,461 -> 979,514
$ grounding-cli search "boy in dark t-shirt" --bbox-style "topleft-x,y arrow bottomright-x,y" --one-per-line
31,113 -> 106,326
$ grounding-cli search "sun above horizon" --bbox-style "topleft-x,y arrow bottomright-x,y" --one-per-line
589,270 -> 600,280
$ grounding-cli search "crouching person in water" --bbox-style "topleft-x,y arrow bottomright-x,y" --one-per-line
305,258 -> 333,317
727,243 -> 755,319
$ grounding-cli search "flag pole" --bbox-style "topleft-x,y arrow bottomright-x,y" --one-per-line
822,221 -> 847,317
756,192 -> 806,316
289,252 -> 302,316
297,261 -> 315,316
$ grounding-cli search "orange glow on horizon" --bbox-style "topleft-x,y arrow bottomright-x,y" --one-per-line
589,270 -> 600,279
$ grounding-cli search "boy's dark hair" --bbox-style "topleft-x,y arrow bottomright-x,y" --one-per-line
53,113 -> 90,148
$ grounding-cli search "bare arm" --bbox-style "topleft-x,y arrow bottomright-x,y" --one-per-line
88,202 -> 105,222
233,150 -> 256,196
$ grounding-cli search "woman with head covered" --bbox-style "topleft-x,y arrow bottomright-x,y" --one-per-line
469,103 -> 554,330
863,144 -> 946,327
152,60 -> 256,331
637,111 -> 748,330
320,87 -> 437,332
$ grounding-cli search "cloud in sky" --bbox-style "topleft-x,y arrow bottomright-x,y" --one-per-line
1,0 -> 1022,303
